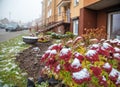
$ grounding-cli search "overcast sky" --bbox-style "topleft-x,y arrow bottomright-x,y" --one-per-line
0,0 -> 42,23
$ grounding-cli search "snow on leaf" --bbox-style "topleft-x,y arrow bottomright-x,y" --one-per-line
86,50 -> 97,57
109,68 -> 119,77
60,48 -> 71,56
71,58 -> 81,68
103,63 -> 111,69
102,43 -> 112,49
72,68 -> 90,80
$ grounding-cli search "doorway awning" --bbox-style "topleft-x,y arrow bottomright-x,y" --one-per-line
86,0 -> 120,10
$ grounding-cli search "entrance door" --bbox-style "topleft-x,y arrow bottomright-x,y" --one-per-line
108,11 -> 120,39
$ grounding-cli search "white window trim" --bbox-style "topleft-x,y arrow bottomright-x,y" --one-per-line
73,19 -> 79,35
107,11 -> 120,39
74,0 -> 79,6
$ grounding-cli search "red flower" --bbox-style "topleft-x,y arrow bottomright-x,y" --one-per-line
74,52 -> 84,62
72,68 -> 91,84
102,62 -> 112,73
59,48 -> 72,62
98,47 -> 110,58
85,50 -> 99,63
90,66 -> 102,77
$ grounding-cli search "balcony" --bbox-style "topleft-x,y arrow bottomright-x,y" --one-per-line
57,0 -> 71,7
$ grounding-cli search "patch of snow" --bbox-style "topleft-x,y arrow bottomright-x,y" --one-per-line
109,68 -> 119,77
60,48 -> 71,56
50,50 -> 57,54
116,75 -> 120,84
56,64 -> 60,71
3,84 -> 9,87
91,44 -> 99,48
45,50 -> 51,54
18,42 -> 25,45
103,63 -> 111,69
114,47 -> 120,53
113,53 -> 120,59
72,68 -> 90,80
71,58 -> 81,68
22,36 -> 38,39
110,39 -> 118,43
102,43 -> 111,49
102,76 -> 106,81
86,50 -> 97,57
48,44 -> 58,50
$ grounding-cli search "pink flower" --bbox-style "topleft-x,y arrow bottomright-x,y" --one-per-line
90,66 -> 102,77
102,62 -> 112,73
85,50 -> 99,63
72,68 -> 91,84
74,52 -> 84,62
59,48 -> 72,61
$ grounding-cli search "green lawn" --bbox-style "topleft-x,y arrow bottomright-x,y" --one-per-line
0,35 -> 30,87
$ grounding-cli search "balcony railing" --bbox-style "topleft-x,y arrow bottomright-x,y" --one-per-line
41,12 -> 71,27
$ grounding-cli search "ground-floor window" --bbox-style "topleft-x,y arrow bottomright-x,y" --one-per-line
108,11 -> 120,39
73,19 -> 78,35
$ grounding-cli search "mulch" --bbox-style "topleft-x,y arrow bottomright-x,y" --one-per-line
16,41 -> 52,82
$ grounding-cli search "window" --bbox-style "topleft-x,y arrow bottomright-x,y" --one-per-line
74,0 -> 79,6
73,19 -> 79,35
108,11 -> 120,39
47,9 -> 52,18
58,7 -> 61,15
48,0 -> 52,6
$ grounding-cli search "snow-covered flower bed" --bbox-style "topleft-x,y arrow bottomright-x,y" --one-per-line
41,36 -> 120,87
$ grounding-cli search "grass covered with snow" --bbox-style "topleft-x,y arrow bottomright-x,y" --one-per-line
0,35 -> 30,87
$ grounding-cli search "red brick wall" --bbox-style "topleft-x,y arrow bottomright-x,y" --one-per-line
97,10 -> 107,29
79,8 -> 97,34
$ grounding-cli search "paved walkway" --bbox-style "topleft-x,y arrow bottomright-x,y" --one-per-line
0,29 -> 29,42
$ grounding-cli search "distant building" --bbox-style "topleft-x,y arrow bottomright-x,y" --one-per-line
41,0 -> 120,39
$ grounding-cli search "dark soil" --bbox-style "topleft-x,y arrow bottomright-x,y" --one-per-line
16,41 -> 52,82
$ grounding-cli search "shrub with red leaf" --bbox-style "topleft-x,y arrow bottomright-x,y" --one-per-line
74,52 -> 84,62
59,48 -> 72,61
90,66 -> 102,77
102,62 -> 112,73
85,50 -> 99,63
72,68 -> 91,84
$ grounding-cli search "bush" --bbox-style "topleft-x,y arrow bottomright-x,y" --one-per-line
40,36 -> 120,87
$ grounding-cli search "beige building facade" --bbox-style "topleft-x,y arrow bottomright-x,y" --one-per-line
41,0 -> 120,39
